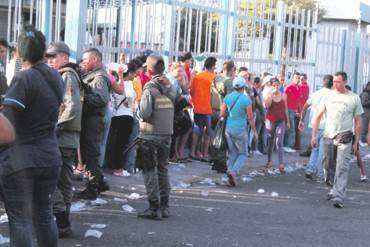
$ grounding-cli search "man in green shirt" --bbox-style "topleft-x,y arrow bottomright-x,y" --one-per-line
312,71 -> 363,208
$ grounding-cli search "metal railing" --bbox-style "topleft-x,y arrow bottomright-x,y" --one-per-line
4,0 -> 369,93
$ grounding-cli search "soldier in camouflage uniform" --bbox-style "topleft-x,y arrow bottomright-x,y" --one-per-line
46,42 -> 82,238
137,55 -> 177,220
76,48 -> 110,200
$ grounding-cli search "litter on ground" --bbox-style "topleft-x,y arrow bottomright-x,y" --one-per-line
122,204 -> 136,213
84,229 -> 103,239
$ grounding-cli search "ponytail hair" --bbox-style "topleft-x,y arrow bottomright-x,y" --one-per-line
17,25 -> 46,64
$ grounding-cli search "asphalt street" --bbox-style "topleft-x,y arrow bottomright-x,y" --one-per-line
0,147 -> 370,247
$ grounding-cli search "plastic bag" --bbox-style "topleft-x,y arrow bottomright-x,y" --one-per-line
211,118 -> 227,150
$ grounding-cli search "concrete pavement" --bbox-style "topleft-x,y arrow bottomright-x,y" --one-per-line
0,147 -> 369,247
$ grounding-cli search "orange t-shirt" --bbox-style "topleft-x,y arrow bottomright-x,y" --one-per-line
190,71 -> 215,114
132,77 -> 142,103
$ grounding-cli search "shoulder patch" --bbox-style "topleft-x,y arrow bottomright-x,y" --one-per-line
95,80 -> 104,89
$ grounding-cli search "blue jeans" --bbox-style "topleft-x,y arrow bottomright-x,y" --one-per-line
306,130 -> 324,178
124,116 -> 139,173
225,128 -> 247,175
1,167 -> 60,247
284,109 -> 296,148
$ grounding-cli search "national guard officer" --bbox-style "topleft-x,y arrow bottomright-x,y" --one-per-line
46,41 -> 82,238
76,48 -> 110,200
137,55 -> 177,220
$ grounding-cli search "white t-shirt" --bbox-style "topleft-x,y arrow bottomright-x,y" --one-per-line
111,80 -> 136,117
320,90 -> 364,138
307,87 -> 331,129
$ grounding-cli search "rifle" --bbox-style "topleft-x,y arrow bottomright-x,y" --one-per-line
122,137 -> 141,157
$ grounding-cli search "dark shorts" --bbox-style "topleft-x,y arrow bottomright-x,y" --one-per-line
193,113 -> 213,137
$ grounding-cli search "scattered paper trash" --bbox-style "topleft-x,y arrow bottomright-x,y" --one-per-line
362,154 -> 370,160
249,171 -> 258,177
200,178 -> 216,186
241,176 -> 253,182
147,232 -> 156,235
271,192 -> 279,197
221,176 -> 229,183
178,164 -> 186,169
205,208 -> 214,212
174,182 -> 191,189
84,229 -> 103,239
127,193 -> 142,200
285,166 -> 294,173
75,244 -> 82,247
201,190 -> 209,197
0,234 -> 9,244
295,162 -> 304,169
185,244 -> 193,247
72,186 -> 76,192
90,198 -> 108,206
233,195 -> 237,198
257,189 -> 265,194
267,170 -> 275,175
122,204 -> 135,213
178,190 -> 184,194
90,224 -> 107,229
131,187 -> 136,191
113,197 -> 128,203
71,201 -> 87,212
0,214 -> 8,224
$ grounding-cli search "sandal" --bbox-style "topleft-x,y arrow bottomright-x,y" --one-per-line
178,157 -> 191,163
189,155 -> 201,161
169,157 -> 179,163
263,162 -> 273,173
226,171 -> 236,187
73,164 -> 86,175
279,164 -> 285,174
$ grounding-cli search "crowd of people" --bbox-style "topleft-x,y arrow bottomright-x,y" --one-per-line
0,25 -> 369,246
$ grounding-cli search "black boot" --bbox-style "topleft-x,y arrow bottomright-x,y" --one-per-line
160,198 -> 170,218
75,180 -> 99,200
98,178 -> 110,193
55,211 -> 72,238
138,201 -> 162,220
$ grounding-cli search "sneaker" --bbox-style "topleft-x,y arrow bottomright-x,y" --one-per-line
161,207 -> 170,218
98,180 -> 110,193
254,150 -> 264,156
305,171 -> 313,180
138,208 -> 162,220
333,200 -> 344,208
359,141 -> 368,147
327,189 -> 334,201
113,170 -> 131,177
360,175 -> 367,183
283,147 -> 296,153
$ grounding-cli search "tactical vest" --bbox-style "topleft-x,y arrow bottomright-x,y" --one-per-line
59,66 -> 85,103
140,82 -> 175,136
58,67 -> 83,132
